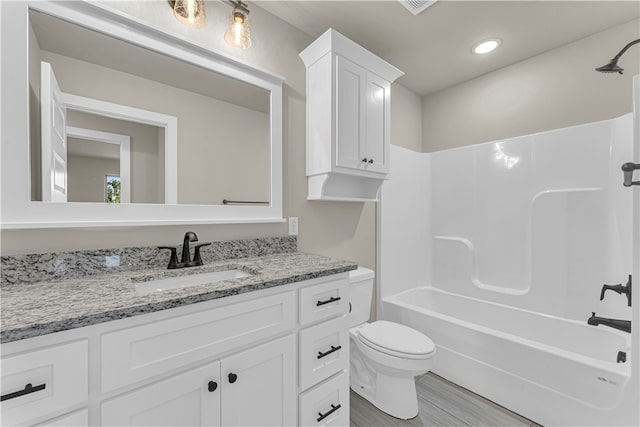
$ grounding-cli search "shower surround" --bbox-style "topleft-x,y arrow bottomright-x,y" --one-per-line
379,112 -> 638,426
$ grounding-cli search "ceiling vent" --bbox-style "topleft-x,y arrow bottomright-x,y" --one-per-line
398,0 -> 438,16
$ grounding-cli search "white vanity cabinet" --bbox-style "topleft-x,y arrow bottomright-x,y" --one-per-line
101,361 -> 222,426
0,273 -> 351,427
300,29 -> 403,202
0,341 -> 88,426
101,335 -> 296,427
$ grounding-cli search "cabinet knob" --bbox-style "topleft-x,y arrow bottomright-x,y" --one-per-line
208,381 -> 218,392
228,373 -> 238,384
368,159 -> 373,164
361,158 -> 368,163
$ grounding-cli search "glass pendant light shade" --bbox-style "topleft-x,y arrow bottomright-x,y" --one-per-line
173,0 -> 207,28
224,4 -> 251,49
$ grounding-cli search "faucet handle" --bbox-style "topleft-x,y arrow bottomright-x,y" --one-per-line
193,243 -> 211,266
158,246 -> 180,269
600,275 -> 632,307
600,283 -> 623,300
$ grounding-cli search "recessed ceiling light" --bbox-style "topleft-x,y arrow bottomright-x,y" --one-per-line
472,38 -> 501,55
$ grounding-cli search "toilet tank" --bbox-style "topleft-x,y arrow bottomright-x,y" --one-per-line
349,267 -> 375,328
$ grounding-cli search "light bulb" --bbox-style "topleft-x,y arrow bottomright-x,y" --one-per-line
173,0 -> 206,28
224,7 -> 251,49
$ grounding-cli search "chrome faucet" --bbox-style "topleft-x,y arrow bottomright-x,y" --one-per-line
587,312 -> 631,333
158,231 -> 211,269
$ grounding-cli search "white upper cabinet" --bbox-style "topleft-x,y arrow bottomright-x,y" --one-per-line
300,29 -> 403,202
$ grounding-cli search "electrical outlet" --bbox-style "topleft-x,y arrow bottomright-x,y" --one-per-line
288,217 -> 299,236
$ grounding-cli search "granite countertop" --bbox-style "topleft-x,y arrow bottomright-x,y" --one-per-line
1,251 -> 357,343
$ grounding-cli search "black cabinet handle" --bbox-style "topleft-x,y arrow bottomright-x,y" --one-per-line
1,383 -> 46,402
316,296 -> 341,307
208,381 -> 218,392
361,158 -> 368,163
317,403 -> 341,422
368,159 -> 373,164
228,373 -> 238,384
317,345 -> 342,359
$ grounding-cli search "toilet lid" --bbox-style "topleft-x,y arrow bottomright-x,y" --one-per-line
358,321 -> 435,357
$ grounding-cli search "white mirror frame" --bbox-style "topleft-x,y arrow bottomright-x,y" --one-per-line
0,0 -> 284,229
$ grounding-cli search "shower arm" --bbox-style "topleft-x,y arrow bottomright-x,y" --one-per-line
610,39 -> 640,62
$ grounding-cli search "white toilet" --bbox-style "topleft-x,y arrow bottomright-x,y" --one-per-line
349,267 -> 436,420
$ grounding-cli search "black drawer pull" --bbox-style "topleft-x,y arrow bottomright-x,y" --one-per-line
317,403 -> 341,422
317,345 -> 342,359
1,383 -> 46,402
208,381 -> 218,392
316,296 -> 341,306
228,373 -> 238,384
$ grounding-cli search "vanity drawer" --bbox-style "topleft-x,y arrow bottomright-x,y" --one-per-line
102,291 -> 295,393
35,408 -> 89,427
299,371 -> 350,427
299,316 -> 349,390
0,340 -> 88,427
299,276 -> 349,326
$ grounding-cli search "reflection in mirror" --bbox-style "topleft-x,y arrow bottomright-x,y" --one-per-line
67,127 -> 129,204
28,9 -> 271,206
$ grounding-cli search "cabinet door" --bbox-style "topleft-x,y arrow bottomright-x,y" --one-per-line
335,56 -> 366,171
101,361 -> 220,426
364,72 -> 390,174
221,334 -> 296,426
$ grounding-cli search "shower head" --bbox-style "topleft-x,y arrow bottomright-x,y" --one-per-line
595,58 -> 623,74
595,38 -> 640,75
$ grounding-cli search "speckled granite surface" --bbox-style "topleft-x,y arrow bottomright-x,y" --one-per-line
1,251 -> 357,343
1,236 -> 297,286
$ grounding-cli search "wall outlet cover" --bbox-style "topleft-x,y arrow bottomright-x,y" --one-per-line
288,217 -> 299,236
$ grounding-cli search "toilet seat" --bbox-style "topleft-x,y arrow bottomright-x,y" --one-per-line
357,321 -> 436,360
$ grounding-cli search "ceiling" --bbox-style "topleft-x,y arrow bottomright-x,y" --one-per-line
257,1 -> 640,96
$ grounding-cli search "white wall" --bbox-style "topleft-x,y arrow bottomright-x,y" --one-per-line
422,19 -> 640,152
382,114 -> 634,324
379,145 -> 430,300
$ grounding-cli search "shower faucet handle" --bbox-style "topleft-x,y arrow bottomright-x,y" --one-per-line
621,162 -> 640,187
600,275 -> 632,307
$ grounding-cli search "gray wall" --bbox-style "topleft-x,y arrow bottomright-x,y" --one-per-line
422,19 -> 640,152
66,110 -> 164,204
67,154 -> 120,203
391,84 -> 423,153
28,23 -> 42,201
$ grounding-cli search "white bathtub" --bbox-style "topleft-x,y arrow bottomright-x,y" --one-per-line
382,287 -> 633,426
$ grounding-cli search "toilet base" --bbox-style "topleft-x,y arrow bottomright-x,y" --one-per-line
351,372 -> 419,420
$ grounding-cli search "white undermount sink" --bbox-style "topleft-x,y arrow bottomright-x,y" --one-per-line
134,269 -> 251,295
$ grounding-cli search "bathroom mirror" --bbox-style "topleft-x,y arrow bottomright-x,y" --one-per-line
1,1 -> 283,227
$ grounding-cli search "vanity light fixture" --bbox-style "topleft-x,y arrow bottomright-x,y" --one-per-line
170,0 -> 207,28
224,0 -> 251,49
472,38 -> 501,55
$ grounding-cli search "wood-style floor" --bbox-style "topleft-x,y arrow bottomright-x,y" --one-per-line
350,373 -> 542,427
